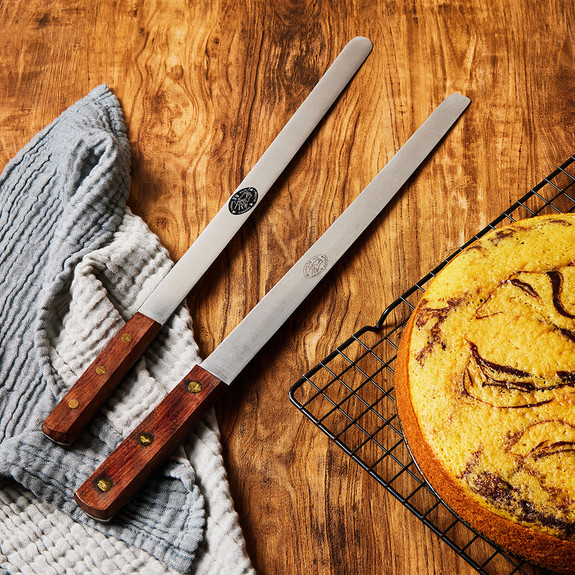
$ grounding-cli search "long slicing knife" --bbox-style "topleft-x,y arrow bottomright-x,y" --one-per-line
41,37 -> 373,447
74,92 -> 471,521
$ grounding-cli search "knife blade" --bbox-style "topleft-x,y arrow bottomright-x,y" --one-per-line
41,36 -> 373,446
74,92 -> 471,521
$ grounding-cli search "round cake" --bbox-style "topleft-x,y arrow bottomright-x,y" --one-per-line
395,213 -> 575,573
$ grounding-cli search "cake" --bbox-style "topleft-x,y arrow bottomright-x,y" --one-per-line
395,213 -> 575,573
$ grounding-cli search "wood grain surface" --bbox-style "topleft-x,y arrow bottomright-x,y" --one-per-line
0,0 -> 573,573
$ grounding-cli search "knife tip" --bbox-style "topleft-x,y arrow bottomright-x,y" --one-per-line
348,36 -> 373,55
448,92 -> 472,107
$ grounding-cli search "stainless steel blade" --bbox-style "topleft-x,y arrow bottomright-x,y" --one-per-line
138,37 -> 373,324
201,93 -> 471,383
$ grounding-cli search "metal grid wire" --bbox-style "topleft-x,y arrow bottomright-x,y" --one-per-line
289,155 -> 575,575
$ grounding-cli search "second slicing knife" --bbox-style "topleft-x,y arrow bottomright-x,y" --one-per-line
75,92 -> 471,521
42,37 -> 373,446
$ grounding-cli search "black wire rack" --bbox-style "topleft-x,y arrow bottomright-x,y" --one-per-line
289,155 -> 575,575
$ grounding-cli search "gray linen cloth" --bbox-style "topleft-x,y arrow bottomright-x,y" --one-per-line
0,85 -> 254,574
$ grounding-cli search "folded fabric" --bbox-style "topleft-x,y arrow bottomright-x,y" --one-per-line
0,85 -> 254,574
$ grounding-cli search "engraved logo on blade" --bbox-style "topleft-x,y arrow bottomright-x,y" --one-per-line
228,187 -> 258,215
303,255 -> 328,278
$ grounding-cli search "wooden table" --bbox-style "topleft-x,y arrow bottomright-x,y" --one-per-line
1,1 -> 573,573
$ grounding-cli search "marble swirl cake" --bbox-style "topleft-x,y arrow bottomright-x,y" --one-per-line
395,213 -> 575,573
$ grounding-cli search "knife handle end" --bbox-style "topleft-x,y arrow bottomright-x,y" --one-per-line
74,364 -> 226,521
42,312 -> 162,446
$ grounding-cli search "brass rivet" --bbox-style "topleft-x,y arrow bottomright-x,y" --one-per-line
187,380 -> 202,393
96,477 -> 113,492
138,432 -> 154,446
95,366 -> 106,375
121,333 -> 132,343
68,399 -> 79,409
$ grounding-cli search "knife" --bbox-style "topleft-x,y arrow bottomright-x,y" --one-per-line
74,92 -> 471,521
41,36 -> 373,446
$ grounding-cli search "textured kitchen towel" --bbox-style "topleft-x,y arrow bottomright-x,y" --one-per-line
0,85 -> 254,574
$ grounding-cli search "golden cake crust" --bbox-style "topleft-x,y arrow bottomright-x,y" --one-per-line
395,214 -> 575,574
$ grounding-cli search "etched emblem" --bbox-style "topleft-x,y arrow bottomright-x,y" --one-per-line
303,254 -> 328,278
228,187 -> 258,215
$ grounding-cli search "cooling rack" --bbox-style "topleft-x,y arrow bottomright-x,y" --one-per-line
289,155 -> 575,575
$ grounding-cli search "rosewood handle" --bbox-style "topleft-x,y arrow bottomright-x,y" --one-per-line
74,364 -> 227,521
42,312 -> 162,446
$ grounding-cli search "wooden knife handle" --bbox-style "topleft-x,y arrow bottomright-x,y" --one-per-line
42,312 -> 162,446
74,364 -> 227,521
